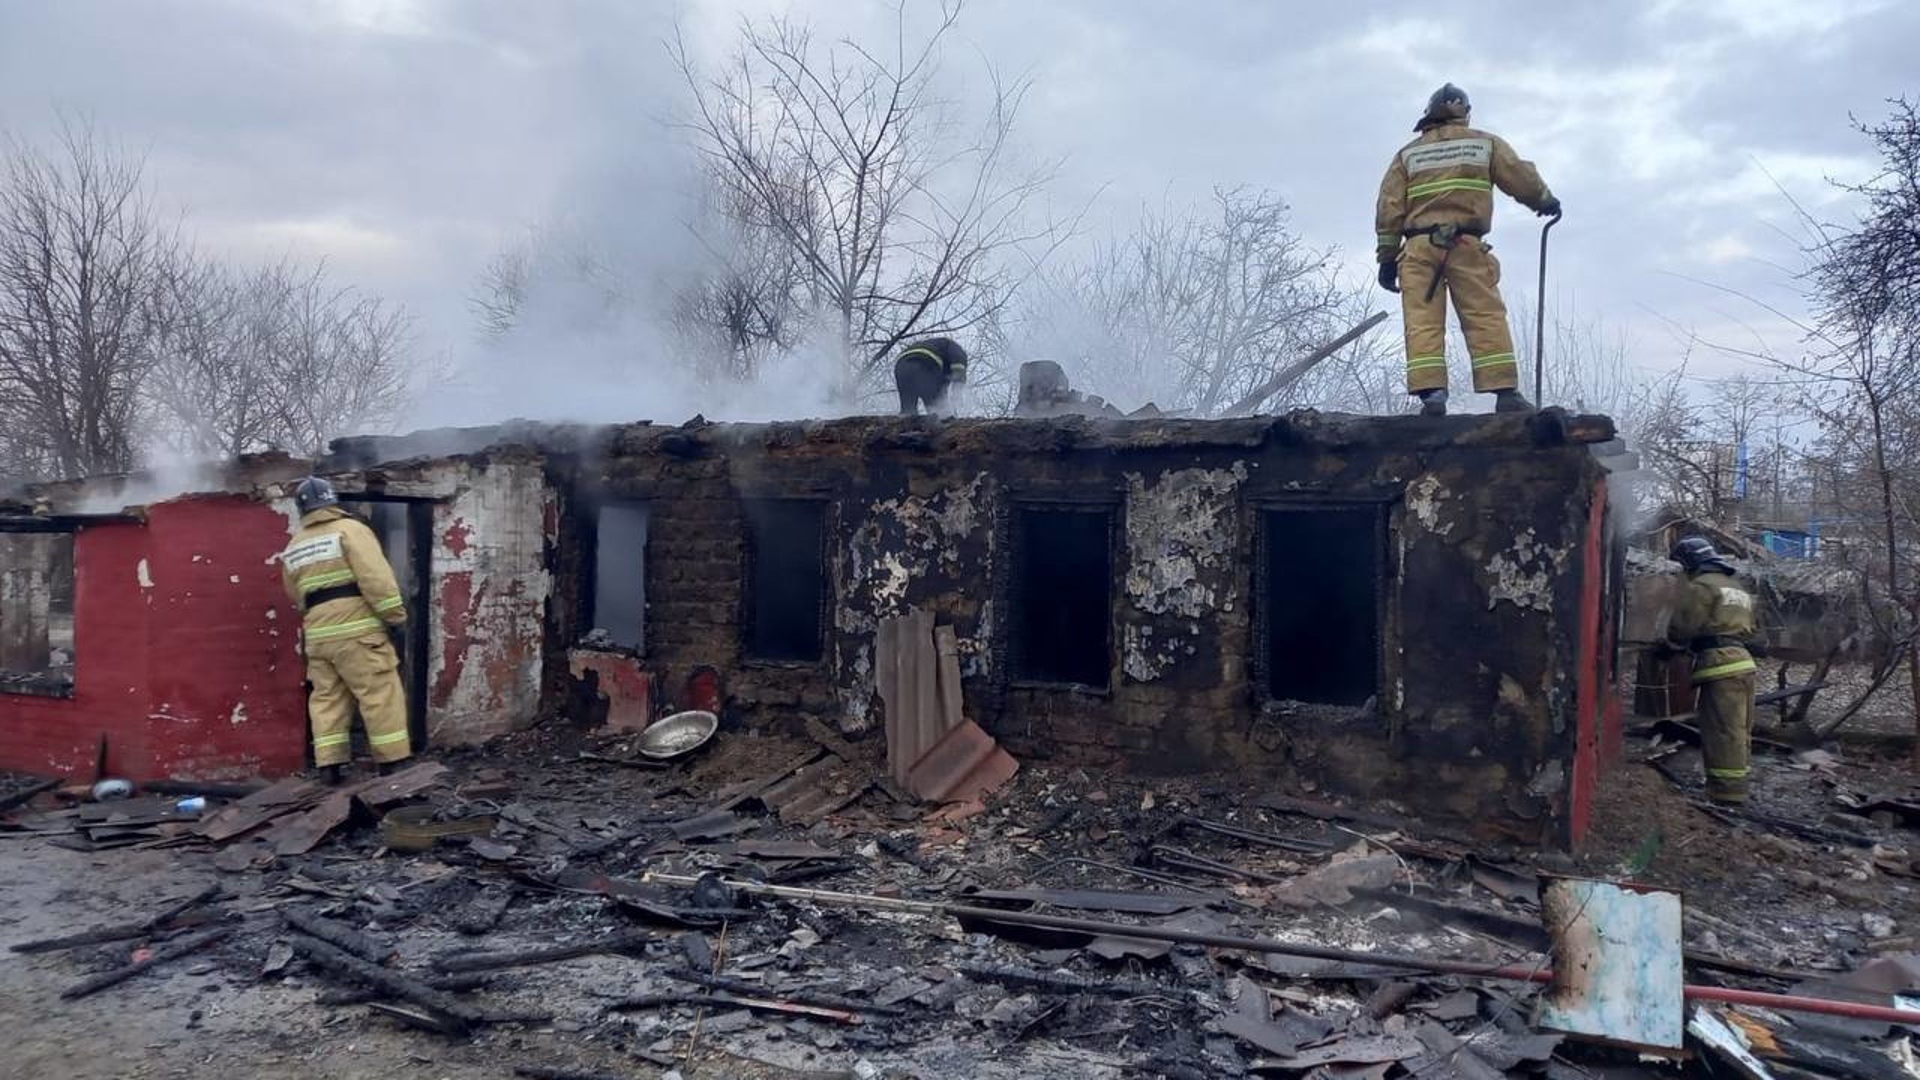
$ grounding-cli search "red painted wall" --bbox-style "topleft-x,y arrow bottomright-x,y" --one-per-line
0,497 -> 306,781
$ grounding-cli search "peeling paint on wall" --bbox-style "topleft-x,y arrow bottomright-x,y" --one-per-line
1486,527 -> 1570,613
422,458 -> 554,747
1406,474 -> 1453,537
1118,465 -> 1244,683
836,474 -> 995,733
1123,465 -> 1245,618
844,475 -> 990,624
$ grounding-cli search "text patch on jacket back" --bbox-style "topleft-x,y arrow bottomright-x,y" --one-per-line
283,533 -> 344,570
1403,139 -> 1492,173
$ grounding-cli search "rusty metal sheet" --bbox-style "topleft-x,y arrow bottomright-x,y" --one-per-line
879,608 -> 949,787
762,758 -> 870,826
1534,876 -> 1685,1051
904,718 -> 1018,804
669,810 -> 758,842
347,761 -> 449,807
196,776 -> 325,842
265,790 -> 354,856
934,625 -> 964,731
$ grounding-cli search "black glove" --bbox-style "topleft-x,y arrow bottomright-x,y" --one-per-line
1378,260 -> 1400,293
1537,196 -> 1563,218
1745,639 -> 1769,659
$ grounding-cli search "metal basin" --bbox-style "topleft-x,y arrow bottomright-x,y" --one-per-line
640,710 -> 718,759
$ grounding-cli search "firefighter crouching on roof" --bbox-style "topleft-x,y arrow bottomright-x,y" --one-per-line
1663,537 -> 1762,805
894,336 -> 968,416
280,477 -> 411,783
1375,83 -> 1561,417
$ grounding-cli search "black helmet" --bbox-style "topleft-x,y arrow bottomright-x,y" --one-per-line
294,476 -> 339,516
1669,536 -> 1718,572
1418,83 -> 1471,130
1429,83 -> 1469,113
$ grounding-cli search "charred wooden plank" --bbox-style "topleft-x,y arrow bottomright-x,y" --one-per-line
282,907 -> 397,964
11,883 -> 222,955
289,933 -> 481,1034
661,969 -> 907,1016
59,924 -> 234,1000
431,931 -> 652,973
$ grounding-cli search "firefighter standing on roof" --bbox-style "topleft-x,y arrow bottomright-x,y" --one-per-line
1665,537 -> 1760,805
893,336 -> 968,416
279,477 -> 411,782
1375,84 -> 1561,417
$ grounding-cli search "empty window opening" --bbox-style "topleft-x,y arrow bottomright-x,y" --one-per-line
1261,507 -> 1380,705
1,530 -> 77,698
744,500 -> 825,663
1012,506 -> 1113,688
585,501 -> 649,650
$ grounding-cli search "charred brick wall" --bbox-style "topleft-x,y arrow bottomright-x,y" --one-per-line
546,411 -> 1615,846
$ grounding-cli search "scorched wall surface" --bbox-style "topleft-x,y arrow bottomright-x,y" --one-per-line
555,411 -> 1619,847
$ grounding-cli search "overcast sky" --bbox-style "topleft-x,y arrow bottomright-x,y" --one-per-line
1,0 -> 1912,412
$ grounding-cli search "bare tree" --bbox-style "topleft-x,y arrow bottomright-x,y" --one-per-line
1678,100 -> 1920,749
0,119 -> 170,482
269,263 -> 413,454
1014,187 -> 1348,415
147,257 -> 413,458
671,1 -> 1070,388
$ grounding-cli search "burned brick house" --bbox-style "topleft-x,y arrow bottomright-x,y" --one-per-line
0,410 -> 1627,846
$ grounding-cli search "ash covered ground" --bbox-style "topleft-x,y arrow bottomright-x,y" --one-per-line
3,672 -> 1919,1080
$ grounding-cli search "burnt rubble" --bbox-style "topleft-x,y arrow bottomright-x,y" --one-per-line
5,714 -> 1918,1079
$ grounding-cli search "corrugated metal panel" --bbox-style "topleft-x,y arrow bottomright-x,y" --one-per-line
878,608 -> 946,786
906,719 -> 1018,805
878,607 -> 1017,806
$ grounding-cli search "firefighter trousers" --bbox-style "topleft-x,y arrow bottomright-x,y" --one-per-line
306,632 -> 411,767
1398,236 -> 1519,394
1695,671 -> 1754,804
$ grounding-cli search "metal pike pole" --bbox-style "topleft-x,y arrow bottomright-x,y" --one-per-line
1533,210 -> 1563,405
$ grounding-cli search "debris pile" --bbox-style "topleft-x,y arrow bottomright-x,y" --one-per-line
2,720 -> 1918,1079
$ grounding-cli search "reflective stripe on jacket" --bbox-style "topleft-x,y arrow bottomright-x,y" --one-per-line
280,507 -> 406,642
1667,570 -> 1757,684
1374,119 -> 1554,263
898,337 -> 968,382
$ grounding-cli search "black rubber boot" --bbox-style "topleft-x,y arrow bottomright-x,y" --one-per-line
1416,389 -> 1448,417
377,759 -> 405,777
1493,389 -> 1535,413
320,764 -> 345,787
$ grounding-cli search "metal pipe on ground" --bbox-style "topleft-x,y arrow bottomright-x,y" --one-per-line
639,872 -> 1920,1026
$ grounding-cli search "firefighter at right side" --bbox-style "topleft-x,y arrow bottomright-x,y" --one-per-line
1664,537 -> 1762,805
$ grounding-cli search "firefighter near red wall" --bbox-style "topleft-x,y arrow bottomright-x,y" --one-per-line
1375,84 -> 1561,418
1660,537 -> 1762,805
279,477 -> 412,783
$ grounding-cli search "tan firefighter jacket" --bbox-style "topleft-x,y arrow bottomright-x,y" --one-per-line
1666,570 -> 1757,683
1375,118 -> 1555,263
280,507 -> 407,645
